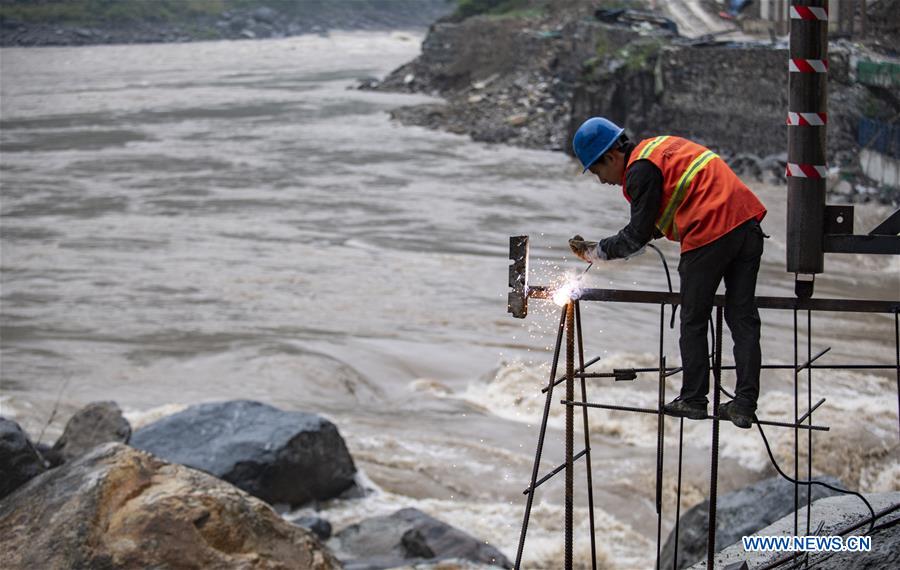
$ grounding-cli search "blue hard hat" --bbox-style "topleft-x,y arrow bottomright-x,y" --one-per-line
572,117 -> 625,173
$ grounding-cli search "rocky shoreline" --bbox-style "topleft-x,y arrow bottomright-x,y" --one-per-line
366,4 -> 899,205
0,0 -> 453,48
3,400 -> 897,568
1,401 -> 512,570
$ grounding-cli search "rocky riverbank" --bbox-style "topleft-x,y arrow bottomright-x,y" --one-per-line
1,401 -> 512,569
367,1 -> 900,205
0,0 -> 453,47
4,400 -> 896,568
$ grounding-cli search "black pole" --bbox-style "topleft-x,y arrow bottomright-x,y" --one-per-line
655,305 -> 666,570
707,306 -> 724,569
565,401 -> 830,431
787,0 -> 829,298
793,309 -> 800,537
515,305 -> 567,569
575,302 -> 598,570
673,418 -> 684,569
896,311 -> 899,440
807,310 -> 813,538
565,301 -> 575,570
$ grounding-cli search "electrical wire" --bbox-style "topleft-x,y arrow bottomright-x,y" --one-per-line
646,243 -> 678,329
648,245 -> 879,543
751,408 -> 876,536
709,320 -> 877,538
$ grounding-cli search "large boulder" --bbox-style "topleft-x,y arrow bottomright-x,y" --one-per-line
130,400 -> 357,506
0,418 -> 46,499
332,507 -> 511,569
702,491 -> 900,569
661,475 -> 845,569
52,400 -> 132,462
0,442 -> 341,570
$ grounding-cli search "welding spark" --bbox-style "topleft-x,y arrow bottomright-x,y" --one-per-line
552,279 -> 580,306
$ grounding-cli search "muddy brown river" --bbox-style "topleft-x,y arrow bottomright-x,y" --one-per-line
1,32 -> 897,568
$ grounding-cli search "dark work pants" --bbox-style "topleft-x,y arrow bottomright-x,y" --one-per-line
677,220 -> 764,412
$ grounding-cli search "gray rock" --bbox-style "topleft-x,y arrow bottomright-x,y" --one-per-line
130,400 -> 357,507
51,400 -> 131,462
728,153 -> 764,180
697,491 -> 900,569
760,152 -> 789,183
334,507 -> 511,569
0,443 -> 340,570
252,7 -> 278,25
294,515 -> 333,540
661,475 -> 846,569
0,418 -> 46,499
33,442 -> 64,468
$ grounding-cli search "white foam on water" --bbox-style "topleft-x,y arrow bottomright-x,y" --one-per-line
458,354 -> 695,449
123,403 -> 188,430
289,480 -> 652,569
348,432 -> 505,478
456,358 -> 900,493
712,368 -> 900,490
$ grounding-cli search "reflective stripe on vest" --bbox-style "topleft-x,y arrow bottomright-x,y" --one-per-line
637,135 -> 670,160
625,136 -> 766,252
656,150 -> 718,236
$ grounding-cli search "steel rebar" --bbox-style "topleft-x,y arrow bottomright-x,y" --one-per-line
807,311 -> 813,543
576,301 -> 598,570
794,309 -> 799,537
674,418 -> 684,570
756,502 -> 900,570
577,362 -> 895,379
708,306 -> 723,569
515,305 -> 567,570
542,356 -> 603,393
565,301 -> 575,570
561,401 -> 830,431
523,449 -> 588,495
526,287 -> 899,314
655,304 -> 666,570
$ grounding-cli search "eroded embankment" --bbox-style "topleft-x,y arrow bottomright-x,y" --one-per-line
371,9 -> 898,203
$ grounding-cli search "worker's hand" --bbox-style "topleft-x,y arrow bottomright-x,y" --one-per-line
569,235 -> 608,263
624,246 -> 646,260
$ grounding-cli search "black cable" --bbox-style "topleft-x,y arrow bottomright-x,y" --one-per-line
716,385 -> 877,536
646,243 -> 673,294
646,242 -> 877,541
646,243 -> 678,329
754,417 -> 876,536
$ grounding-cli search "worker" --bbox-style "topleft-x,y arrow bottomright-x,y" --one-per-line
568,117 -> 767,429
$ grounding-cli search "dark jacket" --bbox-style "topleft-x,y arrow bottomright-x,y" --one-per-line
599,142 -> 663,260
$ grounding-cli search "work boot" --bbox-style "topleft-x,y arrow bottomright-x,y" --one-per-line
718,400 -> 753,429
663,397 -> 707,420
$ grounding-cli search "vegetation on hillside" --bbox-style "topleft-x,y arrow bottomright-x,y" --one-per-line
0,0 -> 229,24
452,0 -> 539,20
0,0 -> 449,25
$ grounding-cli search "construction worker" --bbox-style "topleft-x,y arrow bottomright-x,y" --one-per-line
568,117 -> 767,429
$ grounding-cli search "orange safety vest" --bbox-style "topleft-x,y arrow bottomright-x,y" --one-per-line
623,136 -> 767,252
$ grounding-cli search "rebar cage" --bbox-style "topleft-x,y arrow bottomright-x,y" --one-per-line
508,236 -> 900,569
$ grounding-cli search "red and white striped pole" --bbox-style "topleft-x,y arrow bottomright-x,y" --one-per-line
787,0 -> 829,298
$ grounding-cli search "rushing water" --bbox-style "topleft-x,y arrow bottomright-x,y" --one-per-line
1,32 -> 898,568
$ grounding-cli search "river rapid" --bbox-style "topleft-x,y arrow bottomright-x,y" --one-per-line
1,32 -> 898,568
